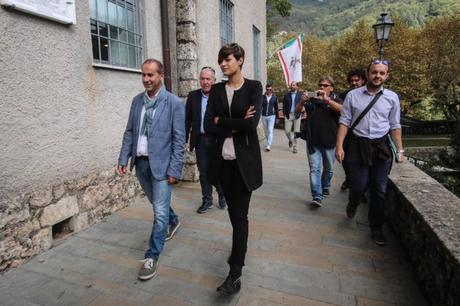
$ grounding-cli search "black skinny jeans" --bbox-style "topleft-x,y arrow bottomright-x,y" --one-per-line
219,159 -> 252,268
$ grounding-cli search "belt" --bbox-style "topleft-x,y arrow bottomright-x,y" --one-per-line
199,133 -> 212,137
136,155 -> 149,160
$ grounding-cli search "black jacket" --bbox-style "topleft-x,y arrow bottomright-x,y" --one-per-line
283,91 -> 302,119
204,79 -> 263,191
185,89 -> 206,151
262,94 -> 279,117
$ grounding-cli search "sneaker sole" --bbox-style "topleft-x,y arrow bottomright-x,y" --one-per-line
138,270 -> 156,281
197,208 -> 212,214
310,201 -> 322,208
165,222 -> 181,241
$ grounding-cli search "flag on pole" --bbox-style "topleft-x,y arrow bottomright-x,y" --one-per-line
277,35 -> 303,87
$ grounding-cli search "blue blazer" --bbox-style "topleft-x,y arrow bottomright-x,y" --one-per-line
283,91 -> 302,119
118,87 -> 185,180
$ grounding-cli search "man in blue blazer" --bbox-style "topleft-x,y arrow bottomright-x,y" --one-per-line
117,59 -> 185,281
185,67 -> 226,214
283,81 -> 302,153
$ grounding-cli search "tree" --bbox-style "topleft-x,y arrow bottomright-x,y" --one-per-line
423,14 -> 460,120
267,0 -> 292,38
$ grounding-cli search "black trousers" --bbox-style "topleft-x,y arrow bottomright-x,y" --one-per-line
220,159 -> 252,268
347,138 -> 392,230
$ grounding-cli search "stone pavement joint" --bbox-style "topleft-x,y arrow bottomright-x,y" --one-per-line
0,130 -> 427,306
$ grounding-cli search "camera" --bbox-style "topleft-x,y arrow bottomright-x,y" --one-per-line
305,91 -> 318,98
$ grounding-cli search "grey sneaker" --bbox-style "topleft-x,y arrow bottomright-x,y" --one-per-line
138,258 -> 158,281
166,221 -> 181,241
310,198 -> 322,208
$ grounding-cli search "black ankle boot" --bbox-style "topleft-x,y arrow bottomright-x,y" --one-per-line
216,275 -> 241,295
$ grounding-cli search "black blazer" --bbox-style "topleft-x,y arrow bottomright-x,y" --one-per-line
185,89 -> 205,151
283,91 -> 302,119
262,94 -> 279,117
204,78 -> 263,191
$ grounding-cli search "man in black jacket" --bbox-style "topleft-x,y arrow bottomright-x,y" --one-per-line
261,84 -> 278,151
185,67 -> 226,214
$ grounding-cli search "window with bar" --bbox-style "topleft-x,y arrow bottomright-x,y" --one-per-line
89,0 -> 143,69
219,0 -> 234,46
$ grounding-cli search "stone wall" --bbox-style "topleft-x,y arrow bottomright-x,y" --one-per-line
0,170 -> 141,272
386,161 -> 460,305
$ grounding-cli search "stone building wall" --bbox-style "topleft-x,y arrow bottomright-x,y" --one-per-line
386,161 -> 460,305
0,170 -> 141,272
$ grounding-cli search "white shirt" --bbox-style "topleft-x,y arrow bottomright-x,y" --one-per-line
136,92 -> 158,156
222,82 -> 244,160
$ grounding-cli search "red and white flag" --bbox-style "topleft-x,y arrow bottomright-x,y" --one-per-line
277,35 -> 303,86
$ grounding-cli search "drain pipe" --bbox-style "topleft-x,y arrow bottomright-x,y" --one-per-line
160,0 -> 172,91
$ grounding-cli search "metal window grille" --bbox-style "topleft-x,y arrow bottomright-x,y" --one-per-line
219,0 -> 234,46
253,25 -> 261,80
89,0 -> 143,69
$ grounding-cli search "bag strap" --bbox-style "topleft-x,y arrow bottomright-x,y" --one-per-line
349,91 -> 383,132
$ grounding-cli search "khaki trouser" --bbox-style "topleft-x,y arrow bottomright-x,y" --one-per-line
284,113 -> 301,147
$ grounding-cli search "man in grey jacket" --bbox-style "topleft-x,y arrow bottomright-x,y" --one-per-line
117,58 -> 185,281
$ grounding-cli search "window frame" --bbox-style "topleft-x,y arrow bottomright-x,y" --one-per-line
219,0 -> 234,46
89,0 -> 143,71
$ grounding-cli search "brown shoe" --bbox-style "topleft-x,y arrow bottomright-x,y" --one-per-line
288,140 -> 293,148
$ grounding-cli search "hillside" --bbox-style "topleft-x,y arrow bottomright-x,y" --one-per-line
270,0 -> 460,37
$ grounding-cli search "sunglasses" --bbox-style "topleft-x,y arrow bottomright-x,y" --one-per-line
372,60 -> 391,65
318,83 -> 331,88
201,66 -> 216,73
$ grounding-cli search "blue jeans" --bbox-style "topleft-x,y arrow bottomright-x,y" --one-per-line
135,158 -> 179,259
261,115 -> 276,148
195,135 -> 225,206
347,138 -> 392,230
307,144 -> 335,200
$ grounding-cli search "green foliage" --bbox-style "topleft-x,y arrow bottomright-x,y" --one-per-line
267,13 -> 460,122
270,0 -> 460,37
267,0 -> 293,38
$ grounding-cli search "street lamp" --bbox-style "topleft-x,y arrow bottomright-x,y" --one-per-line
372,13 -> 394,60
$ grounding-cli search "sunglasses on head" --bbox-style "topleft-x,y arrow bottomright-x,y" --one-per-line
372,60 -> 390,66
201,66 -> 216,73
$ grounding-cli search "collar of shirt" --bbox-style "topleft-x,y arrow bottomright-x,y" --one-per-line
266,94 -> 272,100
144,90 -> 159,101
363,85 -> 384,96
201,90 -> 209,99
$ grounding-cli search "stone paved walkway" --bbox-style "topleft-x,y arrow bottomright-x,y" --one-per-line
0,130 -> 428,306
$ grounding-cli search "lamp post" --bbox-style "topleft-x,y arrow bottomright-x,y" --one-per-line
372,13 -> 394,60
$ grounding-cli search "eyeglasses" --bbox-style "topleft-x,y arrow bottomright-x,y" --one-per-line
372,60 -> 390,65
318,83 -> 331,88
201,66 -> 216,73
266,88 -> 272,91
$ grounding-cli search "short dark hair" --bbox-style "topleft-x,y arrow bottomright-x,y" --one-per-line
218,43 -> 245,68
142,58 -> 164,74
347,68 -> 366,83
266,83 -> 272,88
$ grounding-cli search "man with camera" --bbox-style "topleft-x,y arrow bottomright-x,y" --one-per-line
296,76 -> 343,207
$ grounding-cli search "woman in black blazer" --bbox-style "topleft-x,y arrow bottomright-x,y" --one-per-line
204,43 -> 263,295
